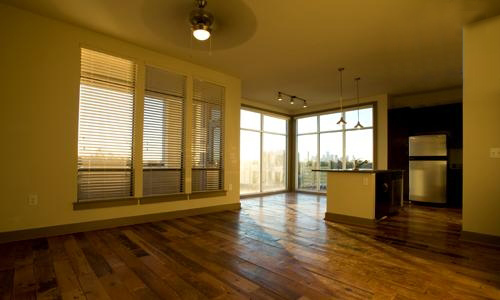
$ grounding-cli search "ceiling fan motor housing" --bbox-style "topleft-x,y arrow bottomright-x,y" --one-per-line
190,7 -> 214,33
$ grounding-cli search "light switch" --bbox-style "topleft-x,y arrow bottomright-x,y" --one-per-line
490,148 -> 500,158
362,177 -> 369,186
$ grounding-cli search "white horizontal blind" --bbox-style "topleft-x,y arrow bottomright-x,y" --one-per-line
77,48 -> 136,201
191,79 -> 225,192
143,66 -> 185,196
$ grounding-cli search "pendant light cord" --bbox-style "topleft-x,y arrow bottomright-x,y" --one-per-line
356,77 -> 360,122
338,68 -> 344,112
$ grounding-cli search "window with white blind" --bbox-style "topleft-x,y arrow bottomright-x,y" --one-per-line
143,66 -> 185,196
191,79 -> 225,192
77,48 -> 136,201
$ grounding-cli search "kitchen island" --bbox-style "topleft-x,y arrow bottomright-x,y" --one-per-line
313,169 -> 403,226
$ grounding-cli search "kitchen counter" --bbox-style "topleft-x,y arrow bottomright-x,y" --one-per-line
316,169 -> 404,226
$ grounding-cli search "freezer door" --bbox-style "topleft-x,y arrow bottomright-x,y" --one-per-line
409,160 -> 447,203
409,135 -> 447,157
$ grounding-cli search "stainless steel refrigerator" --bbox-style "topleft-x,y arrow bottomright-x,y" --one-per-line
409,134 -> 447,204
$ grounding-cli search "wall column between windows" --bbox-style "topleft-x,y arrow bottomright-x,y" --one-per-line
133,63 -> 145,198
288,119 -> 295,191
184,75 -> 193,194
342,112 -> 347,170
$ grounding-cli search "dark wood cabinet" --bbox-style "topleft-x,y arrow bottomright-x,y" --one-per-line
375,171 -> 403,220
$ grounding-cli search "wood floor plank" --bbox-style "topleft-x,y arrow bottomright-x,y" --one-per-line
1,192 -> 499,299
32,238 -> 61,300
64,235 -> 111,300
47,236 -> 87,300
99,229 -> 180,299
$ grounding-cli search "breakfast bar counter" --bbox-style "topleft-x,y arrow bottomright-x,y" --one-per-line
313,169 -> 404,226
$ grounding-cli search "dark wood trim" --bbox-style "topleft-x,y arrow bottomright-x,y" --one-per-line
189,190 -> 227,199
295,190 -> 326,195
0,203 -> 241,244
240,190 -> 288,199
460,230 -> 500,247
73,198 -> 138,210
324,212 -> 375,228
140,193 -> 189,204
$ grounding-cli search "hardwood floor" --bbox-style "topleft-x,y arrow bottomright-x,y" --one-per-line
1,193 -> 499,299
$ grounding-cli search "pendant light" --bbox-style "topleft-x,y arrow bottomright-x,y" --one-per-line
354,77 -> 364,129
336,67 -> 347,125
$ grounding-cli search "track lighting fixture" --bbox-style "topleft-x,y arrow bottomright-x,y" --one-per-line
276,91 -> 309,109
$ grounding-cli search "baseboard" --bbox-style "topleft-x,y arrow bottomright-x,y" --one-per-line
0,202 -> 241,244
240,190 -> 290,199
460,230 -> 500,247
324,212 -> 375,228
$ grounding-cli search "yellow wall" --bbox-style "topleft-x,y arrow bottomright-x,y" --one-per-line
0,4 -> 241,232
327,173 -> 375,219
294,94 -> 389,170
463,15 -> 500,237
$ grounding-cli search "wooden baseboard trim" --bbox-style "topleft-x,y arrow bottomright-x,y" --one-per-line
0,203 -> 241,244
240,190 -> 289,199
324,212 -> 375,228
460,230 -> 500,247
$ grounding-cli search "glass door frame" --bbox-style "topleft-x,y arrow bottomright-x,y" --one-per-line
240,107 -> 289,196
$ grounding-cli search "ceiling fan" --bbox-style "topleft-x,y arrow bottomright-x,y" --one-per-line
190,0 -> 214,41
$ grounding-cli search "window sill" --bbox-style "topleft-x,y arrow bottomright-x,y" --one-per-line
189,190 -> 227,199
73,197 -> 138,210
140,193 -> 188,204
73,190 -> 228,210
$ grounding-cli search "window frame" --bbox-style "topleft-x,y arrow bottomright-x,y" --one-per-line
142,65 -> 187,197
75,47 -> 229,207
295,102 -> 377,193
240,106 -> 289,196
76,47 -> 138,202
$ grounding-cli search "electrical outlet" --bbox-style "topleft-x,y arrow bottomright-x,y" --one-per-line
362,177 -> 369,186
490,148 -> 500,158
28,194 -> 38,206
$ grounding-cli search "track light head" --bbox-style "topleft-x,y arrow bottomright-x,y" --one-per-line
277,92 -> 283,101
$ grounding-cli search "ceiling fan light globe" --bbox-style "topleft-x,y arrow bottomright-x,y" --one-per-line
193,28 -> 211,41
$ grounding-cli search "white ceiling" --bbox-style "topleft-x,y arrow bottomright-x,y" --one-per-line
3,0 -> 500,109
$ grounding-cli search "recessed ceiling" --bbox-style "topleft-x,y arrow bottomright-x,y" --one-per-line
3,0 -> 500,109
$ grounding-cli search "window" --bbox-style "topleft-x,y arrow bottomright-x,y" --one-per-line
296,105 -> 374,192
77,48 -> 227,202
191,79 -> 225,192
77,48 -> 136,201
143,66 -> 185,196
240,109 -> 288,195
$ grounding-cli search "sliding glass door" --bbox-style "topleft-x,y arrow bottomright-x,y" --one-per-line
240,109 -> 288,195
296,105 -> 374,192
